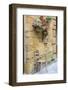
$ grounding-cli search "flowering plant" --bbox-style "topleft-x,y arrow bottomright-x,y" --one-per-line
32,16 -> 52,38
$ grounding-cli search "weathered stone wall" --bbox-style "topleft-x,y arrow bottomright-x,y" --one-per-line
24,16 -> 57,74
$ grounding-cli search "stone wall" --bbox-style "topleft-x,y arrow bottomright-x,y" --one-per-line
24,15 -> 57,74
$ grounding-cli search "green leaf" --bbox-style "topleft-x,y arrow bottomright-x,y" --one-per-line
46,16 -> 52,22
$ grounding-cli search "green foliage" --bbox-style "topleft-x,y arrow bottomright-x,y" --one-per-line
46,16 -> 52,22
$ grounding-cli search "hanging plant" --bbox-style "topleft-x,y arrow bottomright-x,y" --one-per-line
32,16 -> 52,40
